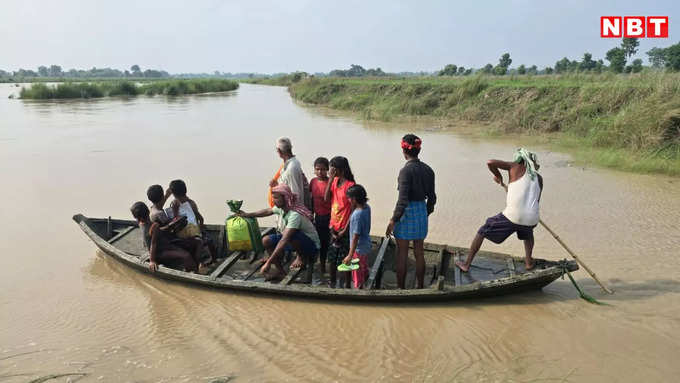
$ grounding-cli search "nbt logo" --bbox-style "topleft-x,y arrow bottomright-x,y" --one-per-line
601,16 -> 669,38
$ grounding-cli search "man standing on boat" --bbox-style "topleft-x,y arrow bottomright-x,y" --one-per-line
270,137 -> 310,208
386,134 -> 436,289
456,148 -> 543,272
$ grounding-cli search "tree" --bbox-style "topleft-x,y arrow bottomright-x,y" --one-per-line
631,59 -> 643,73
606,47 -> 627,73
347,64 -> 366,76
130,64 -> 140,72
594,60 -> 604,73
544,67 -> 553,74
492,53 -> 512,76
527,65 -> 538,75
621,37 -> 640,59
664,42 -> 680,71
579,53 -> 596,71
38,66 -> 48,77
438,64 -> 458,76
48,65 -> 62,77
481,63 -> 493,74
554,57 -> 571,73
517,64 -> 526,74
457,66 -> 465,75
464,68 -> 473,75
498,53 -> 512,68
646,47 -> 667,68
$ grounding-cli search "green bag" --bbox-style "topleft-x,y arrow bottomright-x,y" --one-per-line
226,200 -> 264,253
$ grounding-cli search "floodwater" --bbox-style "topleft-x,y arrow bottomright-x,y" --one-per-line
1,83 -> 679,382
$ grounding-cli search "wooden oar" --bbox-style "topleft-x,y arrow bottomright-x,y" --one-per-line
501,182 -> 614,294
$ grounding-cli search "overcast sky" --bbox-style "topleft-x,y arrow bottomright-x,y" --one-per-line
0,0 -> 677,73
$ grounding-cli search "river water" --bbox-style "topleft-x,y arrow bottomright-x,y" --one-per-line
1,83 -> 679,382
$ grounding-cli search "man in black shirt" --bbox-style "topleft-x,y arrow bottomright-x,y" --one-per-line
386,134 -> 436,289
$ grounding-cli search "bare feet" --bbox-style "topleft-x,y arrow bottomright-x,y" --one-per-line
290,255 -> 304,269
260,262 -> 271,274
455,260 -> 470,272
264,270 -> 285,282
198,264 -> 210,275
525,260 -> 536,271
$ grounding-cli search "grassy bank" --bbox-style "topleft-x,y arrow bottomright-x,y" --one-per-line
19,79 -> 239,99
289,74 -> 680,175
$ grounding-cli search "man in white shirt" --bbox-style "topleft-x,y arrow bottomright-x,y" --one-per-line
270,137 -> 309,206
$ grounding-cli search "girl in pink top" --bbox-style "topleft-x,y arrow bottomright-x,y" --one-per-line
324,156 -> 356,288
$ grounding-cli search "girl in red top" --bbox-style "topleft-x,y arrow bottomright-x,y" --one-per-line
309,157 -> 332,273
324,156 -> 356,288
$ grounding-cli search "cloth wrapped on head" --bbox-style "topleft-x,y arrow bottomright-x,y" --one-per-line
271,184 -> 313,221
512,148 -> 540,180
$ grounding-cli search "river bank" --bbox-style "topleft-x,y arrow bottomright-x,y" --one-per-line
18,79 -> 239,99
283,74 -> 680,175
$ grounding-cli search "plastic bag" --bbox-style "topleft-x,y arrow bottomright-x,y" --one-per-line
225,200 -> 264,253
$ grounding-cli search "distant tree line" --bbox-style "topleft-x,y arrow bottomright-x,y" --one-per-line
0,65 -> 170,79
437,39 -> 680,76
328,64 -> 387,77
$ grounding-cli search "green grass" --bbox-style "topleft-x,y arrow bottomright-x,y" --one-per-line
19,79 -> 239,99
288,73 -> 680,175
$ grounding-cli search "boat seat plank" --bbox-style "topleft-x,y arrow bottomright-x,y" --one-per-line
454,254 -> 462,286
365,236 -> 390,289
433,275 -> 446,290
108,226 -> 137,244
437,248 -> 450,279
210,251 -> 242,280
507,258 -> 516,277
216,227 -> 225,258
281,265 -> 304,285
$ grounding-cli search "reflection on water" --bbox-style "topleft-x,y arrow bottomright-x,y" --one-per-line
0,83 -> 679,382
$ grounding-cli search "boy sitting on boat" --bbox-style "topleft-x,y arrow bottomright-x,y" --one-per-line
167,179 -> 216,266
238,184 -> 320,281
456,148 -> 543,272
147,184 -> 173,224
130,201 -> 198,273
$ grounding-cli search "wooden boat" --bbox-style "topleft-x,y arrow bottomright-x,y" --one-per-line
73,214 -> 578,302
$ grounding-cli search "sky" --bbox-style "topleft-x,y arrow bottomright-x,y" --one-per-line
0,0 -> 677,74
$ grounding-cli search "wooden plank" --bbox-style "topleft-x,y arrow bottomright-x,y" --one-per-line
454,253 -> 462,287
437,248 -> 450,280
210,251 -> 242,280
106,216 -> 113,239
243,260 -> 264,280
215,227 -> 225,258
281,265 -> 304,285
506,258 -> 517,277
433,275 -> 446,290
108,226 -> 136,244
365,236 -> 390,289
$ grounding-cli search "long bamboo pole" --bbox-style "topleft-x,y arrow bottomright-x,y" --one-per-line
501,183 -> 614,294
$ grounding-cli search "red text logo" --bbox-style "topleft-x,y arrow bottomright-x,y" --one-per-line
601,16 -> 668,38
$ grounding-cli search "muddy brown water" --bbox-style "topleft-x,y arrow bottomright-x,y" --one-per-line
1,83 -> 679,382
